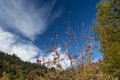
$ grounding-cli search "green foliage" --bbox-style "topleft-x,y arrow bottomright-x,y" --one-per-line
93,0 -> 120,78
0,49 -> 114,80
1,0 -> 120,79
0,51 -> 49,80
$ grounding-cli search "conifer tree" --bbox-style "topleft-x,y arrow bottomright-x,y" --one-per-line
93,0 -> 120,78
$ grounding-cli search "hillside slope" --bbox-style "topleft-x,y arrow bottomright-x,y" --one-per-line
0,51 -> 51,80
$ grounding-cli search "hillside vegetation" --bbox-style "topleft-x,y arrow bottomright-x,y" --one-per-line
0,0 -> 120,80
0,51 -> 119,80
0,51 -> 54,80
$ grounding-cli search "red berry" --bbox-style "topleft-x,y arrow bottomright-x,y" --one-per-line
100,27 -> 105,31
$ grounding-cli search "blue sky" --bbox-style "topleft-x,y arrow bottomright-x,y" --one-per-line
0,0 -> 102,63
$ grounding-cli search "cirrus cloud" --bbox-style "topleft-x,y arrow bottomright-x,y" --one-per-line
0,0 -> 63,62
0,0 -> 61,40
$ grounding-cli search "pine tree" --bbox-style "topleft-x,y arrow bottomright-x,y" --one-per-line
93,0 -> 120,78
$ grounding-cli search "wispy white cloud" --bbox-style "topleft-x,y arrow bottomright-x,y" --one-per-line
0,27 -> 42,62
0,0 -> 60,40
0,0 -> 62,63
0,30 -> 72,68
0,0 -> 66,66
